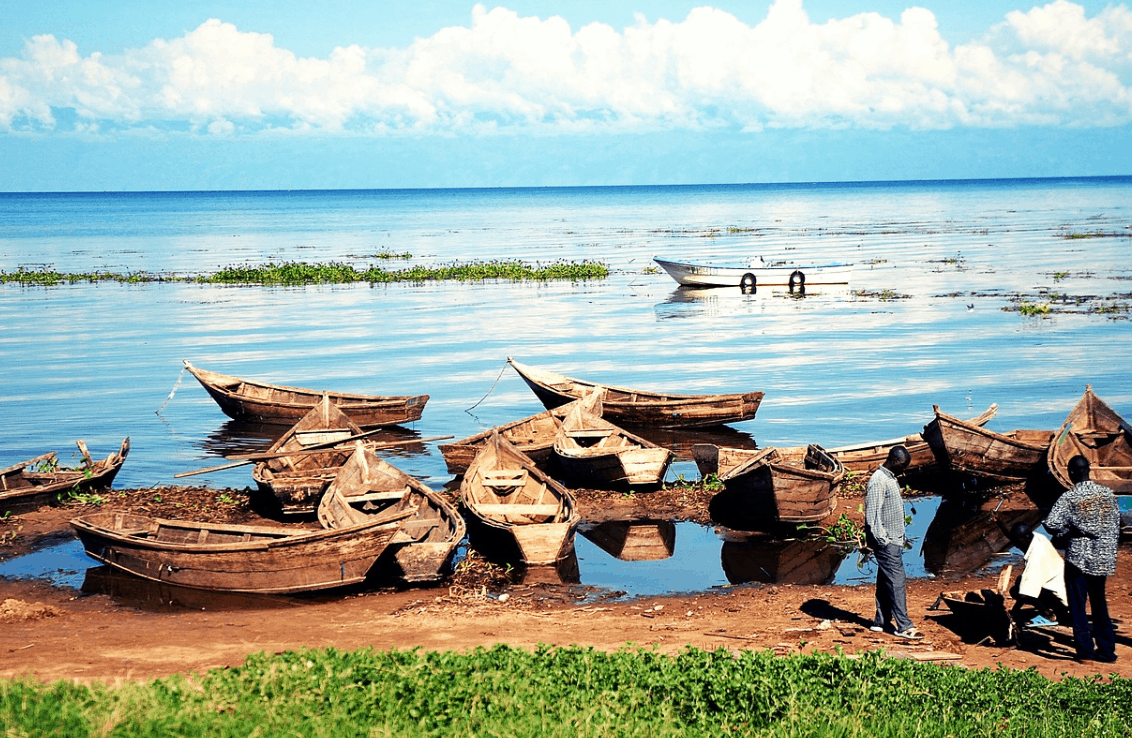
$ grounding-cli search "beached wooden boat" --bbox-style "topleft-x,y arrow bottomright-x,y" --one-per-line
694,443 -> 845,523
70,492 -> 415,594
183,360 -> 428,427
923,405 -> 1055,483
653,256 -> 853,289
439,404 -> 573,476
552,391 -> 674,488
579,520 -> 676,561
508,357 -> 763,429
460,432 -> 580,566
252,396 -> 366,515
1,438 -> 130,516
826,405 -> 998,475
1048,386 -> 1132,494
318,442 -> 465,584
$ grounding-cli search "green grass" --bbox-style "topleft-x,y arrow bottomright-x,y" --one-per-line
2,645 -> 1130,737
0,259 -> 610,287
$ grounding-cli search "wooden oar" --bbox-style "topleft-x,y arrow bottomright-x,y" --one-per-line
173,433 -> 453,478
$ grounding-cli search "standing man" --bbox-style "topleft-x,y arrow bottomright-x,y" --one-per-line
1043,455 -> 1120,663
863,445 -> 922,640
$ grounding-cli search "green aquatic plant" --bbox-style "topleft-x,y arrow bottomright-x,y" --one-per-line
1,260 -> 610,287
1018,301 -> 1052,316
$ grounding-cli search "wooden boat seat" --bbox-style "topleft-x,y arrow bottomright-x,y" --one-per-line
482,470 -> 527,488
474,503 -> 561,515
295,430 -> 354,447
566,429 -> 609,439
346,487 -> 411,502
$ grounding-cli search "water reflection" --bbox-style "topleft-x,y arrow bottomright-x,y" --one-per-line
195,421 -> 431,462
81,565 -> 303,612
631,426 -> 757,463
0,494 -> 1054,602
921,499 -> 1043,577
720,534 -> 849,585
579,520 -> 676,561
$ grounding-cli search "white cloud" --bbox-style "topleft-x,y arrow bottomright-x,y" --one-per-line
1,1 -> 1130,136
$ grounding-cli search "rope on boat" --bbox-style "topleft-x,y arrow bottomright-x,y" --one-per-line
156,366 -> 186,414
465,360 -> 509,412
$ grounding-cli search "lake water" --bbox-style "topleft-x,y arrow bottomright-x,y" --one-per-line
2,178 -> 1130,600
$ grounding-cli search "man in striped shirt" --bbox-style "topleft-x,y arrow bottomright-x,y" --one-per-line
864,445 -> 922,640
1043,455 -> 1120,663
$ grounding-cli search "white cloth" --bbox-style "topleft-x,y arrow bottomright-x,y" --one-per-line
1018,532 -> 1068,606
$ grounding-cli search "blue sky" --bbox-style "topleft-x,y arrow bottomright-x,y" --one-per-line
1,0 -> 1129,190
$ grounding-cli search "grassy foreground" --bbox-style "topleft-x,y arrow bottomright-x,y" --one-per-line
0,259 -> 610,287
3,645 -> 1130,737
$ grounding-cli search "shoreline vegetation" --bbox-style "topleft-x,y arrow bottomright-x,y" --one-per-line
0,259 -> 610,287
3,645 -> 1130,736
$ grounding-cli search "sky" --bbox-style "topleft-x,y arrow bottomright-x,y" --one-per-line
1,0 -> 1130,191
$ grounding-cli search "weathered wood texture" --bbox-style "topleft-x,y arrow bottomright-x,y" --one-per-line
439,404 -> 573,475
552,390 -> 674,488
827,405 -> 999,474
923,405 -> 1054,483
1,438 -> 130,516
1048,385 -> 1132,494
694,443 -> 845,523
507,358 -> 763,429
252,396 -> 365,515
70,501 -> 414,594
318,442 -> 465,583
460,432 -> 579,566
183,360 -> 428,427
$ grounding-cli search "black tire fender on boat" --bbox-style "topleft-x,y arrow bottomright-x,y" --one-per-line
789,270 -> 805,288
740,272 -> 756,290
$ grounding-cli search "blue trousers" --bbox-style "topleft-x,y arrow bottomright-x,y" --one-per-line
868,533 -> 913,633
1065,562 -> 1116,660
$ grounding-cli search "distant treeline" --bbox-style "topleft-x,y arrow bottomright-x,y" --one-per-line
0,259 -> 610,286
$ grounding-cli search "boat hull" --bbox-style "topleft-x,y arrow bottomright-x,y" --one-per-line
923,405 -> 1053,483
184,361 -> 427,427
1,438 -> 131,516
1048,386 -> 1132,494
70,508 -> 412,594
654,257 -> 853,288
508,358 -> 762,429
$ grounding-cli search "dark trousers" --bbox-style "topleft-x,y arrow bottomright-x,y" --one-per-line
867,532 -> 912,632
1065,562 -> 1116,659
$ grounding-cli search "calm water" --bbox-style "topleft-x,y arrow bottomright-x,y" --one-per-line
2,178 -> 1130,599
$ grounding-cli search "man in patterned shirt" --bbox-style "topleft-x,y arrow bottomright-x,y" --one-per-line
863,445 -> 921,639
1043,455 -> 1120,663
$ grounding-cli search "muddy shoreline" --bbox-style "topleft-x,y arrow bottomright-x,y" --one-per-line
3,482 -> 1131,684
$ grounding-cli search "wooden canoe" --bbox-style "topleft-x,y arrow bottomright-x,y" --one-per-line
507,357 -> 763,429
552,390 -> 674,488
1,438 -> 130,516
438,403 -> 574,476
252,395 -> 366,515
694,443 -> 845,523
70,493 -> 415,594
318,442 -> 466,584
1048,385 -> 1132,494
922,405 -> 1055,483
460,431 -> 580,566
827,404 -> 999,475
183,360 -> 428,428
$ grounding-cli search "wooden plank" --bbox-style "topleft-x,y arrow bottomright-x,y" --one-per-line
473,503 -> 561,515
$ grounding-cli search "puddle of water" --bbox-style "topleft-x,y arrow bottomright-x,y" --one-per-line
0,538 -> 91,590
0,493 -> 1040,606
